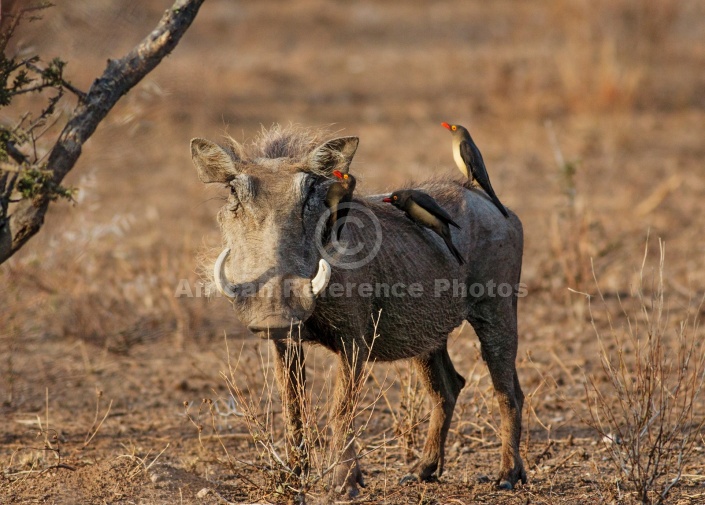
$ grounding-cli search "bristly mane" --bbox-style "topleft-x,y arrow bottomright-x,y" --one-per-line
222,124 -> 333,172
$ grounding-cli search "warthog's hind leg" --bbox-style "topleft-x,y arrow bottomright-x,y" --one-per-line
402,346 -> 465,483
469,304 -> 526,489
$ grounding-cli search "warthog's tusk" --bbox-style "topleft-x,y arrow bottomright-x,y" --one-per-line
311,258 -> 331,296
214,248 -> 237,299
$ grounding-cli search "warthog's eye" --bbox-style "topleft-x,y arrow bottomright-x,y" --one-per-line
226,196 -> 240,213
226,175 -> 254,215
224,185 -> 240,213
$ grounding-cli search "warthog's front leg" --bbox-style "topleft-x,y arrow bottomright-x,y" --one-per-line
402,347 -> 466,483
330,347 -> 365,498
272,340 -> 308,480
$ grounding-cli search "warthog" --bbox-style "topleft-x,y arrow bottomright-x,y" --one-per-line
191,125 -> 526,497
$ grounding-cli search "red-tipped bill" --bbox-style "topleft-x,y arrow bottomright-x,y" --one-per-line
332,170 -> 344,179
382,197 -> 392,203
441,122 -> 451,130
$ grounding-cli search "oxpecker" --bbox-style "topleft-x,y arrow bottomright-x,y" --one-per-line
325,170 -> 356,241
383,189 -> 465,265
441,122 -> 509,218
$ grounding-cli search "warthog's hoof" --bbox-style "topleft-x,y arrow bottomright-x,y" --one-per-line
498,479 -> 514,490
335,484 -> 360,499
402,459 -> 440,484
496,466 -> 527,490
334,465 -> 365,498
399,474 -> 418,485
399,473 -> 438,485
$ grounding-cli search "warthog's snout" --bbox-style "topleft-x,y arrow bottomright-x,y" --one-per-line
214,248 -> 331,338
247,315 -> 303,339
214,248 -> 331,299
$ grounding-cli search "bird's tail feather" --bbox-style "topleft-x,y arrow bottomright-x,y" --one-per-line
490,194 -> 509,218
444,236 -> 465,265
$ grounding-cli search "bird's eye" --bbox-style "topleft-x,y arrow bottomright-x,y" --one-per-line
451,125 -> 457,131
343,174 -> 349,180
393,195 -> 398,200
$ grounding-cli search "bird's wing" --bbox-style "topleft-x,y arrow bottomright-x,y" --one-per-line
346,175 -> 357,192
325,183 -> 345,207
460,140 -> 509,217
409,191 -> 461,228
459,139 -> 486,179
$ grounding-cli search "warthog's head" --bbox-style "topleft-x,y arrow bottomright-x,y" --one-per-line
191,126 -> 359,338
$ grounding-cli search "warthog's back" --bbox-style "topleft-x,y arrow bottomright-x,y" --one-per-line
308,178 -> 523,362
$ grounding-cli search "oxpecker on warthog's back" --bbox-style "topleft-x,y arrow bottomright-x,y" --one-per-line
191,124 -> 526,497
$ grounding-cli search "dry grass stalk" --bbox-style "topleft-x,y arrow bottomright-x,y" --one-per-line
385,362 -> 425,464
582,240 -> 705,504
202,313 -> 393,504
545,120 -> 597,300
452,352 -> 498,450
83,389 -> 112,448
551,0 -> 683,112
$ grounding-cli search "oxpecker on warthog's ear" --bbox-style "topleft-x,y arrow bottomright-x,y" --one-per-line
326,170 -> 357,242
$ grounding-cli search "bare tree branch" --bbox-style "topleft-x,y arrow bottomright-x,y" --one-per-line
0,0 -> 205,264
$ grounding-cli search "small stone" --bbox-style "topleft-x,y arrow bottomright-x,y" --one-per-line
602,433 -> 621,445
196,488 -> 212,499
476,474 -> 491,484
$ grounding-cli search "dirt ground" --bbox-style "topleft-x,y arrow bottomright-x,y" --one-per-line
2,1 -> 705,503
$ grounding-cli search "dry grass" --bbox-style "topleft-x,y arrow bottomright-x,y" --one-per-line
582,241 -> 705,504
551,0 -> 685,112
2,0 -> 705,503
180,319 -> 403,504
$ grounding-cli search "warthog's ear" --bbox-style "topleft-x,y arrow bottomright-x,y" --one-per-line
309,136 -> 359,175
190,138 -> 242,183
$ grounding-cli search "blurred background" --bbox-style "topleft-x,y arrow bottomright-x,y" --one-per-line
2,0 -> 704,501
3,0 -> 703,343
